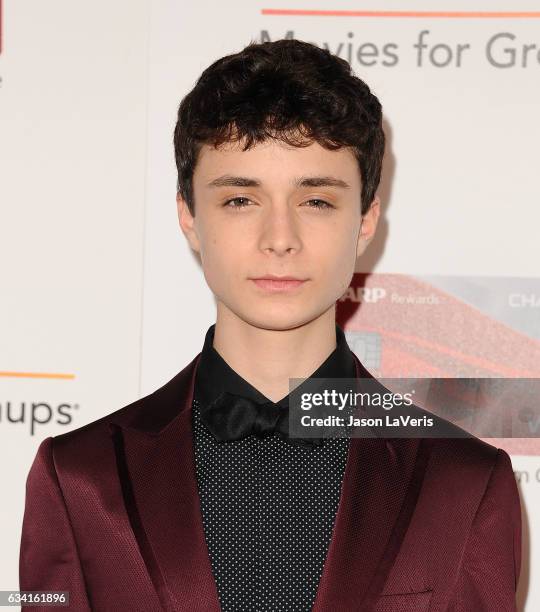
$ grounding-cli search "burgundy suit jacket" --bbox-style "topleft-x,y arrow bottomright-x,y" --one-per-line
19,352 -> 522,611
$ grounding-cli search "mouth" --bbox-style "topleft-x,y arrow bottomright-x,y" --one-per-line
249,277 -> 309,292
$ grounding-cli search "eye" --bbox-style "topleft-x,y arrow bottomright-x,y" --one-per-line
222,197 -> 334,210
223,197 -> 252,209
305,199 -> 334,210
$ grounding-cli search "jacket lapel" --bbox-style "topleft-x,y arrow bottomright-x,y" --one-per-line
109,352 -> 221,612
109,350 -> 429,612
312,354 -> 430,610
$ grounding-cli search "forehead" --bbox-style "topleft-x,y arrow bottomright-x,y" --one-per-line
194,138 -> 361,189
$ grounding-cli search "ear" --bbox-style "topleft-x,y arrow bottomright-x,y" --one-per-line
176,194 -> 201,254
356,195 -> 381,258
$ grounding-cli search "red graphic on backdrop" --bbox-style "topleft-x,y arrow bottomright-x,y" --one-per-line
337,273 -> 540,455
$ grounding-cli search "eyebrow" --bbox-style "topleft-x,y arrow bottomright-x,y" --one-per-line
206,174 -> 351,190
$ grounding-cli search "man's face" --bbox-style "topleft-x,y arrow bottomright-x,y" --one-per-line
177,137 -> 379,331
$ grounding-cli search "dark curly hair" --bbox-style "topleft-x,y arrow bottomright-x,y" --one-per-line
173,38 -> 385,216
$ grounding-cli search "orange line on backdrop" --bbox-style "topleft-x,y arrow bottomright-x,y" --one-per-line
0,371 -> 75,380
261,9 -> 540,18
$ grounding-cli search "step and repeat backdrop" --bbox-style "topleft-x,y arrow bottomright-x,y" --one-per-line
1,0 -> 539,608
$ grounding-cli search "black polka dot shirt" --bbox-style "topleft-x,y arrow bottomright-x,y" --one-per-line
192,323 -> 357,612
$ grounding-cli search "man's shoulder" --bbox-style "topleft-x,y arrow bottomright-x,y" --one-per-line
414,402 -> 503,476
369,397 -> 508,497
410,406 -> 515,507
52,354 -> 200,451
353,363 -> 505,475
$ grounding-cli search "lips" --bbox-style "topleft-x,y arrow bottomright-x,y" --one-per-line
252,275 -> 306,281
250,277 -> 308,292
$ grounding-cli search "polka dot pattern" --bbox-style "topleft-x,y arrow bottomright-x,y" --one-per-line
192,398 -> 350,611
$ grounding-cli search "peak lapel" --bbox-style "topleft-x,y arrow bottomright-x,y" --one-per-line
109,353 -> 221,612
311,353 -> 430,611
108,347 -> 429,612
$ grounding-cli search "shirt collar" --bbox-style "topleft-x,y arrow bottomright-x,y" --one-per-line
194,322 -> 356,409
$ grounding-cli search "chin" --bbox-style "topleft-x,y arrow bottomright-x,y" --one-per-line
236,307 -> 328,333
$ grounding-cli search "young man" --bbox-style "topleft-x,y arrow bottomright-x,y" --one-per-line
20,39 -> 521,611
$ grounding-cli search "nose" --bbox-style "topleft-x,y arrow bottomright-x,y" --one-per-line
258,203 -> 302,256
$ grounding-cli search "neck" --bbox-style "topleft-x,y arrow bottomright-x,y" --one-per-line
212,305 -> 338,403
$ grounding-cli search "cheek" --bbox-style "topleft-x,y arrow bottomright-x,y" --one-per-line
198,221 -> 223,261
317,228 -> 358,292
199,229 -> 244,287
318,224 -> 358,266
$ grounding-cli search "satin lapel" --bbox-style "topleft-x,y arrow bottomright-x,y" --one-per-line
109,353 -> 221,612
311,353 -> 430,611
108,347 -> 430,612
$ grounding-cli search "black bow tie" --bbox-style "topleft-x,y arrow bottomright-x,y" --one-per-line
199,390 -> 325,448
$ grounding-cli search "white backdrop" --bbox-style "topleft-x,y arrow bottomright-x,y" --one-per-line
1,0 -> 539,608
